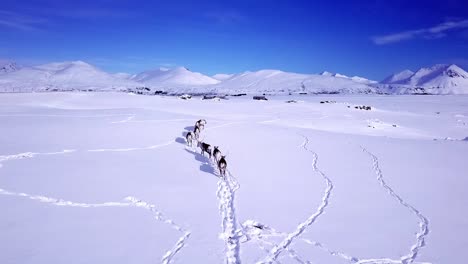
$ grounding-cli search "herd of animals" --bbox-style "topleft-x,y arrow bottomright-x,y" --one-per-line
185,119 -> 227,177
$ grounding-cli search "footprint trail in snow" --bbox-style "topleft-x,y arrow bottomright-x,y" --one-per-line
360,147 -> 430,264
0,149 -> 191,264
257,135 -> 334,264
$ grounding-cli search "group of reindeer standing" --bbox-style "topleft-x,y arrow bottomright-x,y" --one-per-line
185,119 -> 227,177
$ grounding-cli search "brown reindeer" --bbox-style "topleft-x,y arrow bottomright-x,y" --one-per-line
185,131 -> 193,147
213,146 -> 222,163
218,155 -> 227,177
193,126 -> 200,140
198,141 -> 212,159
195,119 -> 207,130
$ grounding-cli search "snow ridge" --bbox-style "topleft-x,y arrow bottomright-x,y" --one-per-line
258,135 -> 334,264
361,147 -> 429,264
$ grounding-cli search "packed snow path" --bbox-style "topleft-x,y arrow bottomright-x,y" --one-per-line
184,140 -> 242,264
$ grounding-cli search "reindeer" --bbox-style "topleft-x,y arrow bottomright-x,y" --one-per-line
193,126 -> 200,141
213,146 -> 222,163
195,119 -> 207,130
218,155 -> 227,177
197,141 -> 212,159
185,131 -> 193,147
198,119 -> 207,125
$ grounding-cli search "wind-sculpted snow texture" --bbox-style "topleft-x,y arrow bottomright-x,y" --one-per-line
1,92 -> 467,263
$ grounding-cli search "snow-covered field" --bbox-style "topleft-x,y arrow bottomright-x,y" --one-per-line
1,92 -> 467,264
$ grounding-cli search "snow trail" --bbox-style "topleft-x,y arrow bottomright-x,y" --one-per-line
360,147 -> 429,264
0,149 -> 76,168
217,174 -> 242,264
110,115 -> 135,123
125,197 -> 191,264
242,221 -> 312,264
183,122 -> 242,264
243,220 -> 349,263
87,140 -> 174,152
258,135 -> 334,264
186,145 -> 242,264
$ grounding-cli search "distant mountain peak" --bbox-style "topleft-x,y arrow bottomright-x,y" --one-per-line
0,61 -> 19,73
443,64 -> 467,79
320,71 -> 348,78
320,71 -> 333,76
381,64 -> 468,94
381,69 -> 415,84
132,65 -> 219,87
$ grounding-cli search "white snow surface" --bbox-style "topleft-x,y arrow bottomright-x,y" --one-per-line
1,92 -> 467,264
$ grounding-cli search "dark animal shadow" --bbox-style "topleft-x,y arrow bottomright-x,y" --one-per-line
184,148 -> 218,177
200,163 -> 217,176
175,137 -> 186,144
184,126 -> 195,131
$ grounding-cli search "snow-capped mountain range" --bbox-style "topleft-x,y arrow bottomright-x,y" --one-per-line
0,60 -> 467,94
133,67 -> 220,87
0,61 -> 141,91
380,64 -> 468,94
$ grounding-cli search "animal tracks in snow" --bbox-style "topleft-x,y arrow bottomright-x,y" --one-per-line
257,135 -> 334,264
360,147 -> 430,264
0,116 -> 434,264
0,148 -> 190,264
0,149 -> 76,168
87,140 -> 174,152
184,144 -> 242,264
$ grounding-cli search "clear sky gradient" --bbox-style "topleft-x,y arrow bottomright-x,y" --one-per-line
1,0 -> 467,80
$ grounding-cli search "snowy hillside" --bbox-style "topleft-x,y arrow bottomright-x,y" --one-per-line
212,73 -> 234,81
0,61 -> 378,94
1,60 -> 467,95
381,69 -> 414,84
132,67 -> 220,88
0,61 -> 141,92
207,70 -> 376,95
320,71 -> 377,84
380,64 -> 468,94
1,92 -> 467,264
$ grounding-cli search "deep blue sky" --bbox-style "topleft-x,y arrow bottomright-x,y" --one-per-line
1,0 -> 467,80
